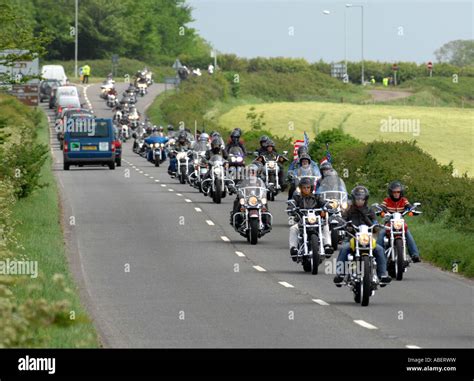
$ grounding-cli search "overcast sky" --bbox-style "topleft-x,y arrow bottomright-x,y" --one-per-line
186,0 -> 473,63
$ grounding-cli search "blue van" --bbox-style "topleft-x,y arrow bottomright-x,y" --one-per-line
63,118 -> 116,170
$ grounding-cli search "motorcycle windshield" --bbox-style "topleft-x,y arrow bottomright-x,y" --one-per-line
239,186 -> 267,200
228,146 -> 244,156
316,176 -> 348,202
193,142 -> 209,152
209,155 -> 224,166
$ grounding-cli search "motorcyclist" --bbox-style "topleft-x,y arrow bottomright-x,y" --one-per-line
315,162 -> 337,190
205,136 -> 228,161
288,177 -> 327,262
288,145 -> 320,172
255,139 -> 287,191
257,135 -> 270,155
167,124 -> 175,138
288,154 -> 320,199
333,186 -> 391,285
376,181 -> 420,262
225,128 -> 247,156
168,131 -> 191,176
230,164 -> 269,228
210,131 -> 225,150
192,132 -> 210,152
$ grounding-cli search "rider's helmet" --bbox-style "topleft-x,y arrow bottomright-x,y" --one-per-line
158,125 -> 164,132
230,129 -> 241,143
146,127 -> 152,135
388,181 -> 405,201
248,163 -> 259,178
167,124 -> 174,132
299,177 -> 313,196
199,132 -> 209,142
351,186 -> 370,207
211,137 -> 221,153
152,126 -> 158,133
178,131 -> 187,144
259,135 -> 269,148
298,153 -> 311,167
266,139 -> 275,151
297,145 -> 308,157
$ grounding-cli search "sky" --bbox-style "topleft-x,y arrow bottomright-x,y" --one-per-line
185,0 -> 473,63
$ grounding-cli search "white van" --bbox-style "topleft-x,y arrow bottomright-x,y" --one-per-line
41,65 -> 68,85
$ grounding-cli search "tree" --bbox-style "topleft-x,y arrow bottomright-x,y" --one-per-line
434,40 -> 474,67
0,0 -> 50,83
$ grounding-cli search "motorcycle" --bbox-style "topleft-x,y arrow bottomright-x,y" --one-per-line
228,146 -> 245,191
233,185 -> 272,245
334,221 -> 384,306
119,120 -> 130,141
148,136 -> 169,167
373,202 -> 422,281
107,92 -> 119,108
132,132 -> 145,155
100,80 -> 115,99
258,153 -> 288,201
316,175 -> 349,251
137,82 -> 147,96
287,200 -> 326,274
188,151 -> 208,192
171,149 -> 193,184
201,154 -> 233,204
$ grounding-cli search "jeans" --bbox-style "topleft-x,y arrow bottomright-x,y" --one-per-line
376,229 -> 419,257
168,156 -> 177,172
289,224 -> 330,250
336,242 -> 387,278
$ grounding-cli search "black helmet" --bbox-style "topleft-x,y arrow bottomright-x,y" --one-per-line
167,124 -> 174,131
266,139 -> 275,148
298,153 -> 311,165
297,145 -> 308,156
259,135 -> 269,146
231,128 -> 241,138
211,137 -> 221,149
178,131 -> 187,141
320,162 -> 333,172
388,181 -> 405,200
351,186 -> 369,204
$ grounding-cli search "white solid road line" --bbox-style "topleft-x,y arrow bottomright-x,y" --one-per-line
354,320 -> 378,330
406,345 -> 421,349
220,236 -> 230,242
312,299 -> 330,306
235,251 -> 246,257
194,207 -> 202,212
253,265 -> 266,272
278,281 -> 294,288
206,220 -> 215,226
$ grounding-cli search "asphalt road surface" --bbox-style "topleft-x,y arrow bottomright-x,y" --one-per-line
42,82 -> 473,348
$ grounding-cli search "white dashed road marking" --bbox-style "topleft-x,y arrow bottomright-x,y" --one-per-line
354,320 -> 378,330
220,236 -> 230,242
278,281 -> 294,288
206,220 -> 215,226
253,266 -> 266,272
235,251 -> 246,257
312,299 -> 330,306
194,208 -> 202,212
406,345 -> 421,349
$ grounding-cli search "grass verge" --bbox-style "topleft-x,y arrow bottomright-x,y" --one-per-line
9,111 -> 99,347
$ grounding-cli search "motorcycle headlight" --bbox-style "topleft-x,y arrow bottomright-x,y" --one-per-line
213,167 -> 222,175
237,157 -> 243,162
231,157 -> 236,162
341,201 -> 348,210
329,200 -> 338,209
393,220 -> 404,230
239,198 -> 245,205
248,196 -> 258,206
307,215 -> 317,224
358,233 -> 370,246
296,186 -> 300,193
261,197 -> 267,205
268,162 -> 275,169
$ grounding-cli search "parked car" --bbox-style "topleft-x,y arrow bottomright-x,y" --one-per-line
63,118 -> 116,170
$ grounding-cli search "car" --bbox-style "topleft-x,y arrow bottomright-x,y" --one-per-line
55,95 -> 81,116
63,118 -> 116,170
41,65 -> 68,86
39,79 -> 61,102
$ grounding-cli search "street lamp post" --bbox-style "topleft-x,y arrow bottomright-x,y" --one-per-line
323,8 -> 348,81
74,0 -> 78,79
346,4 -> 364,85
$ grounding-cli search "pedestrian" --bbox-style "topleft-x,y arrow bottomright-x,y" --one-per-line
383,77 -> 388,87
370,75 -> 375,85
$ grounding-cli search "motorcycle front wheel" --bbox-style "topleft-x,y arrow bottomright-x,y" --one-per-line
249,218 -> 259,245
311,234 -> 320,275
395,239 -> 405,281
361,256 -> 372,306
213,179 -> 222,204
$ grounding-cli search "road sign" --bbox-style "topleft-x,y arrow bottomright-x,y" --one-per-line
10,84 -> 39,106
427,61 -> 433,70
112,54 -> 119,64
392,63 -> 398,71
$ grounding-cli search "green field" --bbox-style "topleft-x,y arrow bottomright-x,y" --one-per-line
219,102 -> 474,176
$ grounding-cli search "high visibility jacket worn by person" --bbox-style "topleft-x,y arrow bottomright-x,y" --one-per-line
82,65 -> 91,76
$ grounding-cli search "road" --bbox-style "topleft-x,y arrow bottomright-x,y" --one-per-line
42,82 -> 473,348
368,89 -> 413,102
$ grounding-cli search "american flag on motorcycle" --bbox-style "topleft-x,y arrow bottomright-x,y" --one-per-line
293,139 -> 305,159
